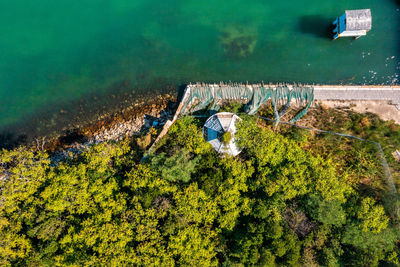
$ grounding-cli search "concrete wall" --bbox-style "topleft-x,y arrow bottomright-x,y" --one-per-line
313,85 -> 400,110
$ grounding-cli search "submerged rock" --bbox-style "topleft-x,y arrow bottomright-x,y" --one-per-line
219,26 -> 258,58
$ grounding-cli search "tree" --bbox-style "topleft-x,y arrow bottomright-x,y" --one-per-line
357,197 -> 389,233
150,148 -> 199,183
0,148 -> 50,264
0,115 -> 398,266
167,116 -> 212,154
306,195 -> 346,226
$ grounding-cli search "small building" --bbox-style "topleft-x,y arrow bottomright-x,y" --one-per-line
202,112 -> 242,156
333,9 -> 372,40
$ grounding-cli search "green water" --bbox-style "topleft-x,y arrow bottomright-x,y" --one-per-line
1,0 -> 399,138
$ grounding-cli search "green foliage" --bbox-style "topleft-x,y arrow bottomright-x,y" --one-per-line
306,195 -> 346,226
299,107 -> 400,192
167,116 -> 212,154
236,118 -> 352,203
317,201 -> 346,226
168,225 -> 218,266
220,102 -> 244,113
0,115 -> 399,266
222,131 -> 232,145
357,197 -> 389,233
0,148 -> 49,264
341,223 -> 398,254
151,148 -> 199,183
173,182 -> 219,225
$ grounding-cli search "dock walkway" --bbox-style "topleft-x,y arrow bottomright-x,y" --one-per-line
313,85 -> 400,110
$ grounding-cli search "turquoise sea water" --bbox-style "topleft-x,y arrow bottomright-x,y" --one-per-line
1,0 -> 399,140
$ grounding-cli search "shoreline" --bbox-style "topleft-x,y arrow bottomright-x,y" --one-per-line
3,83 -> 400,153
36,93 -> 178,152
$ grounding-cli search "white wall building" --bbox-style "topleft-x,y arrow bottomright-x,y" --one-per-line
333,9 -> 372,39
202,112 -> 242,156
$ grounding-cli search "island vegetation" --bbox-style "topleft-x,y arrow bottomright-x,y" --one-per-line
1,106 -> 400,266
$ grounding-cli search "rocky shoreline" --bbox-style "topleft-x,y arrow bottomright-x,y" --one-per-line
18,91 -> 400,156
43,93 -> 178,153
85,94 -> 176,143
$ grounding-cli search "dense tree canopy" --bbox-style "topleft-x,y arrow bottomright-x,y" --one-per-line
0,115 -> 399,266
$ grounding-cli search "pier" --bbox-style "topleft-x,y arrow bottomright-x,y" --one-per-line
181,83 -> 400,110
180,83 -> 400,112
313,85 -> 400,110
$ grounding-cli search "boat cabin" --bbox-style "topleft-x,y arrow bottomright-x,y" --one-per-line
333,9 -> 372,39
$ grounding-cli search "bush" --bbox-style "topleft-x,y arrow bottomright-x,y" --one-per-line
222,131 -> 232,145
